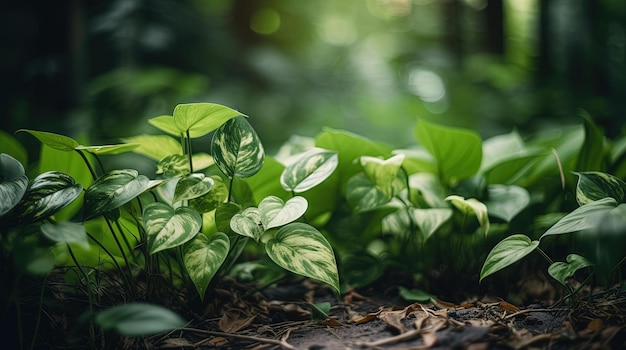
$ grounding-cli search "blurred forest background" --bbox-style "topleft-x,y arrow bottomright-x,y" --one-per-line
2,0 -> 625,160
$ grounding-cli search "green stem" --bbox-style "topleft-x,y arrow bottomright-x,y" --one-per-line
103,218 -> 137,297
536,247 -> 554,265
75,150 -> 98,180
228,177 -> 235,203
66,244 -> 96,350
186,131 -> 194,174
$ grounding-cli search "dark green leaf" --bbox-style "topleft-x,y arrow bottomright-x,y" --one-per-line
95,303 -> 185,336
0,153 -> 28,217
40,221 -> 89,248
84,169 -> 151,220
574,171 -> 626,205
16,171 -> 82,223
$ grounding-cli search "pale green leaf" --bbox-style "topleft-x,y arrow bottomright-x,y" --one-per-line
266,223 -> 340,293
40,221 -> 89,248
541,197 -> 617,239
211,117 -> 264,178
259,196 -> 308,230
174,103 -> 245,138
148,115 -> 180,137
75,143 -> 140,155
18,129 -> 79,151
0,130 -> 28,166
280,148 -> 338,193
445,195 -> 490,235
480,234 -> 539,282
360,154 -> 406,198
183,232 -> 230,300
230,207 -> 263,241
143,202 -> 202,254
122,134 -> 183,161
485,185 -> 530,222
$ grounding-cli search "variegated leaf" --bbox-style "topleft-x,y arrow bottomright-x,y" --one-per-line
75,143 -> 139,155
189,176 -> 229,213
280,149 -> 338,192
143,202 -> 202,254
16,171 -> 82,223
540,197 -> 617,239
480,234 -> 539,282
183,232 -> 230,300
0,153 -> 28,217
156,154 -> 190,178
173,173 -> 214,203
360,154 -> 405,198
230,207 -> 263,241
211,117 -> 264,178
40,221 -> 89,248
18,129 -> 79,151
259,196 -> 308,230
574,171 -> 626,205
265,222 -> 340,293
84,169 -> 151,220
174,103 -> 245,138
548,254 -> 593,286
445,195 -> 490,235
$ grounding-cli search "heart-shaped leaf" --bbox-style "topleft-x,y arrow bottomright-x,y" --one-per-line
259,196 -> 308,230
280,149 -> 338,192
541,197 -> 617,239
212,117 -> 264,178
480,234 -> 539,282
346,173 -> 393,212
84,169 -> 151,220
174,103 -> 245,138
173,173 -> 214,203
360,154 -> 406,198
574,171 -> 626,205
143,202 -> 202,254
230,207 -> 263,241
95,302 -> 185,336
148,115 -> 180,137
183,232 -> 230,300
157,154 -> 190,178
0,153 -> 28,217
265,222 -> 340,294
18,129 -> 79,151
485,185 -> 530,222
122,134 -> 183,161
40,221 -> 89,248
414,119 -> 482,181
548,254 -> 593,285
189,176 -> 229,213
16,171 -> 83,223
411,208 -> 453,241
445,195 -> 490,235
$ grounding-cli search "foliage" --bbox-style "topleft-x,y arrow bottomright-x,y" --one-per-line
2,101 -> 625,347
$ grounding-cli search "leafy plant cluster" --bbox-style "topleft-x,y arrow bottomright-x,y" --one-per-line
1,102 -> 625,347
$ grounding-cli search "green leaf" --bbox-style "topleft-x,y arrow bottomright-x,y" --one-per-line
360,154 -> 406,198
230,207 -> 263,241
15,171 -> 83,223
345,173 -> 393,212
143,202 -> 202,254
174,103 -> 245,138
18,129 -> 79,151
414,119 -> 482,181
398,286 -> 435,303
548,254 -> 593,286
75,143 -> 140,155
40,221 -> 89,248
411,208 -> 453,241
445,195 -> 490,235
212,117 -> 265,178
480,234 -> 539,282
485,185 -> 530,222
183,232 -> 230,300
173,173 -> 214,203
0,153 -> 28,217
189,176 -> 228,213
340,253 -> 383,289
148,115 -> 180,137
122,134 -> 183,161
215,202 -> 241,233
191,152 -> 215,171
266,222 -> 340,293
540,197 -> 617,239
280,149 -> 338,192
95,303 -> 185,336
574,171 -> 626,205
408,172 -> 448,208
84,169 -> 151,220
259,196 -> 308,230
157,154 -> 190,178
310,302 -> 331,322
576,111 -> 607,172
480,130 -> 526,172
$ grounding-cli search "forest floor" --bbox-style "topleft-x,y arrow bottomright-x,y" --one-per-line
137,276 -> 626,350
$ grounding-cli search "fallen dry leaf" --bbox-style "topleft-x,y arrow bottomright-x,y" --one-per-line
218,308 -> 256,333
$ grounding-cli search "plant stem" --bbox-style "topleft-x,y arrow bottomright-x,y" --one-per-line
186,131 -> 194,174
29,274 -> 48,350
103,217 -> 137,297
75,149 -> 98,180
66,244 -> 97,350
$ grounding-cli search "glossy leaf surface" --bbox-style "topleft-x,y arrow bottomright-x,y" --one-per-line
173,173 -> 214,203
259,195 -> 308,230
16,171 -> 82,223
266,222 -> 340,293
280,149 -> 338,192
574,171 -> 626,205
548,254 -> 593,286
174,103 -> 245,138
143,202 -> 202,254
184,232 -> 230,300
84,169 -> 151,220
212,117 -> 264,178
480,234 -> 539,282
0,153 -> 28,217
230,207 -> 263,241
541,197 -> 617,239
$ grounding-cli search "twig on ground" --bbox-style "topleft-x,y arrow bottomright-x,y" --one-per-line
181,327 -> 298,350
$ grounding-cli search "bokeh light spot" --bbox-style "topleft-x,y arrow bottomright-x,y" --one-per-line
250,8 -> 281,35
